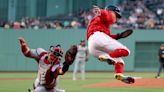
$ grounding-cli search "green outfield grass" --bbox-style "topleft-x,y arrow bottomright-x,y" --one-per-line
0,72 -> 164,92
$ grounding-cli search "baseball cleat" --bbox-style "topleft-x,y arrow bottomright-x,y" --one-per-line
98,55 -> 107,61
28,89 -> 31,92
115,74 -> 135,84
155,76 -> 160,79
98,55 -> 116,65
56,88 -> 65,92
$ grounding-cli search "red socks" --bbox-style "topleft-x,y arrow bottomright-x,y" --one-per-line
109,48 -> 129,58
114,62 -> 124,74
109,49 -> 127,75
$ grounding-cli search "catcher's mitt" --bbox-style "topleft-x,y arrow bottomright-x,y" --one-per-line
64,45 -> 78,65
116,29 -> 133,40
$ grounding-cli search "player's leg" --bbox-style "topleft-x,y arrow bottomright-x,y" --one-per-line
34,86 -> 54,92
72,59 -> 79,80
88,44 -> 116,65
28,78 -> 39,92
108,42 -> 134,84
88,44 -> 134,83
88,32 -> 134,83
80,60 -> 85,80
55,77 -> 65,92
107,38 -> 130,58
88,31 -> 129,63
98,35 -> 130,61
88,32 -> 117,64
114,59 -> 134,84
155,62 -> 163,78
88,48 -> 134,84
56,87 -> 65,92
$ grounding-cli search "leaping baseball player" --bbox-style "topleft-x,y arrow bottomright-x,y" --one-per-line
86,5 -> 134,84
18,37 -> 77,92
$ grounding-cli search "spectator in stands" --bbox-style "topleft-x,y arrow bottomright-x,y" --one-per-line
145,18 -> 155,29
55,21 -> 62,30
13,22 -> 21,29
4,23 -> 10,29
63,21 -> 70,29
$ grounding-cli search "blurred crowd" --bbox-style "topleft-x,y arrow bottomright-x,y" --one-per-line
0,0 -> 163,30
113,0 -> 164,30
0,16 -> 87,30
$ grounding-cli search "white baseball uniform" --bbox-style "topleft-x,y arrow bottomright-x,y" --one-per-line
88,31 -> 130,64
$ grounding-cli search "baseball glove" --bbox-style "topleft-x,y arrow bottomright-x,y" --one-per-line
64,45 -> 78,65
116,29 -> 133,40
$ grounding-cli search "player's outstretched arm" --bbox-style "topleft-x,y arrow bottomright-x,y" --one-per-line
18,36 -> 31,57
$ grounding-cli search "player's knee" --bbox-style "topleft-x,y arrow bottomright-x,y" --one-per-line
122,49 -> 129,56
109,48 -> 130,58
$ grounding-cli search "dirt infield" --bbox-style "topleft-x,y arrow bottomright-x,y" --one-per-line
85,78 -> 164,88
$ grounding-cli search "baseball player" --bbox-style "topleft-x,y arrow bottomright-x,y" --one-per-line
18,37 -> 77,92
155,44 -> 164,78
86,5 -> 135,84
73,40 -> 88,80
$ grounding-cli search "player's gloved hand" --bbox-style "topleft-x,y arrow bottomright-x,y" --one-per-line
64,45 -> 78,65
116,29 -> 133,40
18,36 -> 30,56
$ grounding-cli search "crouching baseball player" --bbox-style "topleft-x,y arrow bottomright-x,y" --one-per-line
18,37 -> 77,92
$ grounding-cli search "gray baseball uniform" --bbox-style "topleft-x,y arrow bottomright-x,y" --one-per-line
73,45 -> 87,80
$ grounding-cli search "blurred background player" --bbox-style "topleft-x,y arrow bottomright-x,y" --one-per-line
73,40 -> 88,80
86,5 -> 134,84
155,44 -> 164,79
18,36 -> 77,92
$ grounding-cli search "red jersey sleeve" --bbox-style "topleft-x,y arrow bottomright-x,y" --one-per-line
100,9 -> 118,39
100,9 -> 114,24
110,34 -> 118,39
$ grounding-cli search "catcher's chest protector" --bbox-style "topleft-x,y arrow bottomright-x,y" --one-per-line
37,53 -> 60,89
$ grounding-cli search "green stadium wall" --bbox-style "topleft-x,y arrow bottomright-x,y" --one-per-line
0,29 -> 164,72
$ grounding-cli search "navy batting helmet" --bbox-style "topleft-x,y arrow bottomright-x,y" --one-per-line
105,5 -> 122,18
